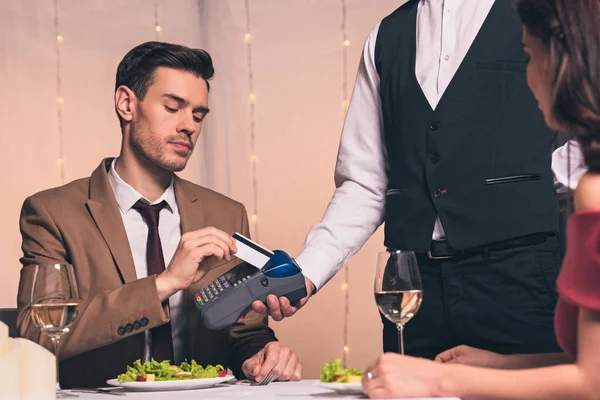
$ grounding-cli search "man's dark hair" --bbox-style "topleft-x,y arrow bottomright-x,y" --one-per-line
115,41 -> 215,123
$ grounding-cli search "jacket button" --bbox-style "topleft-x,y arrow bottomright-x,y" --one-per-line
431,155 -> 440,164
429,122 -> 441,131
117,326 -> 126,336
433,189 -> 442,198
132,321 -> 141,330
140,317 -> 149,327
125,324 -> 133,333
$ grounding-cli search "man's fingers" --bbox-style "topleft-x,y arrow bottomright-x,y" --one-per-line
184,235 -> 233,262
242,352 -> 262,379
292,363 -> 302,381
266,346 -> 291,382
182,227 -> 237,253
277,352 -> 299,381
256,343 -> 281,381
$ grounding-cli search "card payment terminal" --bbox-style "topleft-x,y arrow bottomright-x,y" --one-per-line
194,234 -> 307,330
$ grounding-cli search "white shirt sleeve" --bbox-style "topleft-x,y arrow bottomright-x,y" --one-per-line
552,139 -> 587,197
295,24 -> 387,290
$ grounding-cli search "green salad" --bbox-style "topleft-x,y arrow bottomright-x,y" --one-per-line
320,358 -> 364,383
118,359 -> 226,383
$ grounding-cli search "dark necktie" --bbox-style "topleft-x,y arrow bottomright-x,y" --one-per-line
132,200 -> 174,362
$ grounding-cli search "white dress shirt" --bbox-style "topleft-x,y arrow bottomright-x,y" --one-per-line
108,158 -> 187,363
296,0 -> 587,290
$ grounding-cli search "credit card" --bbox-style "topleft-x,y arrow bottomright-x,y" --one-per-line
232,232 -> 274,268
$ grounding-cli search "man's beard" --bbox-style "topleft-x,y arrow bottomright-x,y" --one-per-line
130,122 -> 191,172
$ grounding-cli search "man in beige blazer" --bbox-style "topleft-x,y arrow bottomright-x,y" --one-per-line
16,41 -> 302,388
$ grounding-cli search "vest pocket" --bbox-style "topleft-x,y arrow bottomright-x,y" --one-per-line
386,188 -> 404,196
485,174 -> 541,185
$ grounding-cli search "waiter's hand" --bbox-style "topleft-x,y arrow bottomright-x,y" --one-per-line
242,341 -> 302,382
156,227 -> 237,302
249,277 -> 315,321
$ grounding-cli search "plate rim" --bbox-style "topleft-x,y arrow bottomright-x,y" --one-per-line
106,374 -> 234,389
316,380 -> 363,393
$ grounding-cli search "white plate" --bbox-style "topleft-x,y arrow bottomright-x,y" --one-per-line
317,381 -> 363,395
106,375 -> 234,392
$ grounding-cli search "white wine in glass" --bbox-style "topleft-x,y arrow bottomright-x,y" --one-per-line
375,250 -> 422,355
31,303 -> 79,336
30,264 -> 80,398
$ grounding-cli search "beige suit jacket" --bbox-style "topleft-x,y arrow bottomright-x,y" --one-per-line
17,158 -> 276,388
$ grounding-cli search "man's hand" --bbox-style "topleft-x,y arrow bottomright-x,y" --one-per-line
249,277 -> 315,321
156,227 -> 237,301
241,342 -> 302,382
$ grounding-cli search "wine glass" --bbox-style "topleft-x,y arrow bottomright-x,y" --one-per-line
374,250 -> 422,355
30,264 -> 80,398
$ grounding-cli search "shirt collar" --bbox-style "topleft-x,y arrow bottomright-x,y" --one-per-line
107,158 -> 177,214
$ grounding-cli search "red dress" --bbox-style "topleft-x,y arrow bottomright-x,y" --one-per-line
555,210 -> 600,357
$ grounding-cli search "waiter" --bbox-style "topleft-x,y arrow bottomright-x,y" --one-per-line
253,0 -> 586,358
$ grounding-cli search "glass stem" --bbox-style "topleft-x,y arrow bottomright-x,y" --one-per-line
397,323 -> 404,355
52,335 -> 62,391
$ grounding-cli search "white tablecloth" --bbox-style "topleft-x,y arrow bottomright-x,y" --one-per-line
66,380 -> 461,399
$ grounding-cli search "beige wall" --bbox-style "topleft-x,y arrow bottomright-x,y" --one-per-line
0,0 -> 403,378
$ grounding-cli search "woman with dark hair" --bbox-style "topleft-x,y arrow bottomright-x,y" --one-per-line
361,0 -> 600,398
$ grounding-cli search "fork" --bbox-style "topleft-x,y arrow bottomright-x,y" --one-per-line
70,387 -> 125,396
250,371 -> 276,386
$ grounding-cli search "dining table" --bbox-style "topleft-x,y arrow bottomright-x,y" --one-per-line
66,379 -> 462,399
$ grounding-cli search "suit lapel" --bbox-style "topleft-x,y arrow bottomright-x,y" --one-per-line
86,159 -> 138,283
175,176 -> 205,356
174,176 -> 205,235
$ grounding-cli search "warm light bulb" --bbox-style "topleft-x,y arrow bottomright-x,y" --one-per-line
56,35 -> 64,42
343,346 -> 350,352
249,93 -> 256,103
250,154 -> 258,162
344,39 -> 351,47
251,214 -> 258,222
244,33 -> 253,43
56,158 -> 63,166
155,25 -> 162,32
56,97 -> 64,104
341,282 -> 349,291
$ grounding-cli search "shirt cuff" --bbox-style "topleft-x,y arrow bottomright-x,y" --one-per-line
295,246 -> 341,292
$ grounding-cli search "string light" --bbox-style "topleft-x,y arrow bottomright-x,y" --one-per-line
341,0 -> 351,369
54,0 -> 65,184
245,0 -> 260,240
154,0 -> 161,41
342,98 -> 350,113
